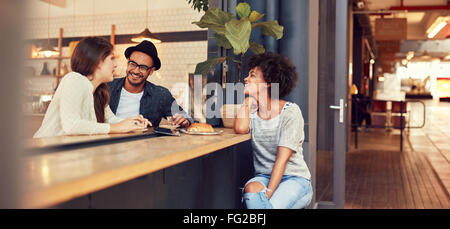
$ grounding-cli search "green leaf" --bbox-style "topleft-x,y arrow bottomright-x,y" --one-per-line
194,57 -> 226,75
214,33 -> 232,49
227,57 -> 242,64
224,18 -> 251,55
236,2 -> 251,19
252,20 -> 284,39
249,42 -> 265,54
249,11 -> 264,23
192,8 -> 234,34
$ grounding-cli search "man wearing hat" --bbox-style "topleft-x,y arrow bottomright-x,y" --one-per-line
107,40 -> 193,128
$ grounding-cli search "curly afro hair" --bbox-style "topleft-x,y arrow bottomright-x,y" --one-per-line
247,52 -> 298,98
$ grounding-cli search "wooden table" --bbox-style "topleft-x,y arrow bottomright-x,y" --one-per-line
21,128 -> 251,208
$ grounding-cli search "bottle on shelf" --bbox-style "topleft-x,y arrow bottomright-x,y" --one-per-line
40,62 -> 51,75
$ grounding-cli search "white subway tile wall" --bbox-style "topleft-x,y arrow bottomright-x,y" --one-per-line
25,8 -> 206,38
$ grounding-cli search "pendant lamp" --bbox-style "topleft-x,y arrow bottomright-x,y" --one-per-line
131,0 -> 161,43
37,1 -> 59,58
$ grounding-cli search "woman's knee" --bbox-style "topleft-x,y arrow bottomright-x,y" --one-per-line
244,181 -> 264,193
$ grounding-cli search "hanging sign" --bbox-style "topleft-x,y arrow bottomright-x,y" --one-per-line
375,18 -> 407,41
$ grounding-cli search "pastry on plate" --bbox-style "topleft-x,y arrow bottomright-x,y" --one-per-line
187,123 -> 214,133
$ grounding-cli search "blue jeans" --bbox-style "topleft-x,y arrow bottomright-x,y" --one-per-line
242,174 -> 313,209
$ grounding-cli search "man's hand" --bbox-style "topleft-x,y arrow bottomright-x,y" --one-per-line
173,113 -> 190,128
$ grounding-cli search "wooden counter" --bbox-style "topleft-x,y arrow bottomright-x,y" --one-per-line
21,128 -> 251,208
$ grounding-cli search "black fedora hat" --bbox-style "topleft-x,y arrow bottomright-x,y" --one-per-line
124,40 -> 161,70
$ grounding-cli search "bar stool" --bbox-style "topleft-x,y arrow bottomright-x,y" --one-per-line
371,100 -> 387,128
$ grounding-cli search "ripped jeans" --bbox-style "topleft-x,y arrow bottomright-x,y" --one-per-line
242,174 -> 313,209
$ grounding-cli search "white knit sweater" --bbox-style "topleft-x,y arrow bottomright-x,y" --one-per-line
33,72 -> 123,138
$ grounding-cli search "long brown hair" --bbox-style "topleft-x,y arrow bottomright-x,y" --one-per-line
71,37 -> 113,123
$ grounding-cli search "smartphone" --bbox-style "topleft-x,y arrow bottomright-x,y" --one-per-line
153,127 -> 181,136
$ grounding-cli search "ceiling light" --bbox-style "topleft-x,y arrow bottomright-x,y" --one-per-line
131,28 -> 162,43
132,0 -> 161,43
37,1 -> 59,57
38,43 -> 59,58
427,17 -> 449,39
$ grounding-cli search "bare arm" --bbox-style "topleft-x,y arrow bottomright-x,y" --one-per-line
109,116 -> 148,134
266,146 -> 293,199
234,96 -> 257,134
266,105 -> 304,199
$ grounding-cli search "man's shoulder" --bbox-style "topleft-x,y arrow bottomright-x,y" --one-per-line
145,81 -> 172,97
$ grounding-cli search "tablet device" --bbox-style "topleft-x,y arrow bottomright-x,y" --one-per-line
153,127 -> 181,136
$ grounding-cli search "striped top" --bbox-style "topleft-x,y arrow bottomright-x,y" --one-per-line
249,102 -> 311,180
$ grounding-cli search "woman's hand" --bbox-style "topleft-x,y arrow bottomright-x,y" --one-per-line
234,96 -> 258,134
135,115 -> 152,127
244,96 -> 258,114
266,188 -> 274,199
109,116 -> 151,133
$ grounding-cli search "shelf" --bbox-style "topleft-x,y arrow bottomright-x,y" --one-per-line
24,113 -> 45,117
24,94 -> 55,98
26,56 -> 71,60
28,74 -> 65,78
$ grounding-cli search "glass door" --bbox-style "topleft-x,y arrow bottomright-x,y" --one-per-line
314,0 -> 347,209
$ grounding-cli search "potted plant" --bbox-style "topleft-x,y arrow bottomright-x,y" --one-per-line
191,2 -> 284,127
192,2 -> 284,81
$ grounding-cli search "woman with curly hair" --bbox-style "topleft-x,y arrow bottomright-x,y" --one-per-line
234,52 -> 313,209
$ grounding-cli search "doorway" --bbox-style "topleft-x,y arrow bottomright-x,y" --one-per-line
314,0 -> 348,209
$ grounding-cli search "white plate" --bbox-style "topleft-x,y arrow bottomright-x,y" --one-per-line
180,129 -> 224,135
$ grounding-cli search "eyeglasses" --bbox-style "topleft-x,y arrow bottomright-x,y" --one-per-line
127,60 -> 153,73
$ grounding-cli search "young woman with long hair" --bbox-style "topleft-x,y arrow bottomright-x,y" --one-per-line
34,37 -> 149,138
